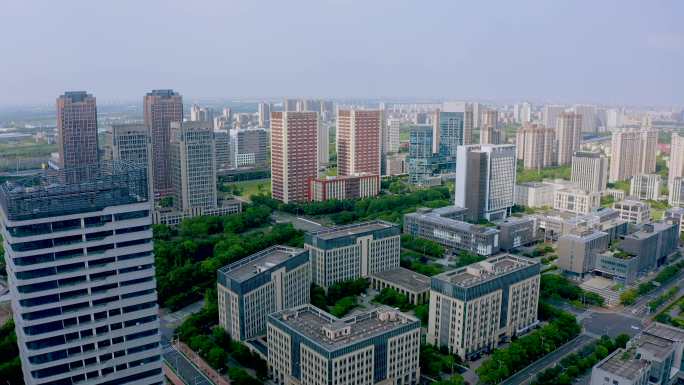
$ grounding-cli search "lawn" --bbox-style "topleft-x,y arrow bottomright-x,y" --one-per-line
224,179 -> 270,202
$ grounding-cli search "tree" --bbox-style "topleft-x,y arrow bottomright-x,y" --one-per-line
615,334 -> 630,349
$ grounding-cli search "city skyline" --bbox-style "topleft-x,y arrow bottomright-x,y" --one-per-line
1,0 -> 683,106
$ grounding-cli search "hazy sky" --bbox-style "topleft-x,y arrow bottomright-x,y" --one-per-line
1,0 -> 682,106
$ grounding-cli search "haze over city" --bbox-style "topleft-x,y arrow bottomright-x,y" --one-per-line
1,0 -> 683,106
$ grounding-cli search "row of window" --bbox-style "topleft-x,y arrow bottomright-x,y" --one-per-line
33,354 -> 160,381
7,211 -> 149,238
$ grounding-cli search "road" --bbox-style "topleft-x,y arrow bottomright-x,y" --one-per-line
159,300 -> 205,344
500,334 -> 595,385
621,268 -> 684,318
163,345 -> 213,385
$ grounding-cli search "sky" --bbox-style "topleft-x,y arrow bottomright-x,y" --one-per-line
0,0 -> 682,107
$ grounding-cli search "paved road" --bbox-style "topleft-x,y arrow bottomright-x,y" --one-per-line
163,345 -> 213,385
582,311 -> 643,338
622,268 -> 684,318
159,300 -> 205,344
500,334 -> 595,385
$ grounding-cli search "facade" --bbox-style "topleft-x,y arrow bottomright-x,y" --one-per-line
304,221 -> 400,288
169,121 -> 217,214
385,118 -> 401,154
271,111 -> 319,203
556,111 -> 582,165
308,173 -> 380,201
553,188 -> 601,215
214,131 -> 232,171
515,182 -> 556,208
571,151 -> 609,192
614,199 -> 651,224
480,109 -> 501,145
217,246 -> 311,341
336,109 -> 382,176
370,267 -> 430,305
609,129 -> 658,182
433,109 -> 472,172
543,105 -> 566,129
630,174 -> 661,201
232,128 -> 269,169
669,133 -> 684,191
669,177 -> 684,207
267,305 -> 421,385
385,152 -> 408,176
496,217 -> 538,251
515,123 -> 555,169
408,125 -> 442,185
144,89 -> 183,196
403,207 -> 500,256
56,91 -> 99,169
0,162 -> 163,385
574,104 -> 597,133
455,144 -> 517,221
557,229 -> 610,277
105,123 -> 153,196
318,122 -> 329,168
428,254 -> 541,360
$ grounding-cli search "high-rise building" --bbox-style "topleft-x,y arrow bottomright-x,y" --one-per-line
428,254 -> 541,360
106,123 -> 153,196
630,174 -> 661,201
169,121 -> 217,213
271,111 -> 319,203
609,129 -> 658,182
217,246 -> 310,341
514,102 -> 532,124
556,111 -> 583,165
574,104 -> 597,133
268,305 -> 420,385
337,109 -> 382,176
515,123 -> 555,169
0,162 -> 163,385
605,108 -> 624,129
231,128 -> 269,169
257,102 -> 272,128
408,125 -> 441,186
385,118 -> 402,154
571,151 -> 609,192
304,221 -> 400,288
144,89 -> 183,196
190,104 -> 215,124
318,121 -> 329,168
455,144 -> 517,221
433,107 -> 473,171
543,105 -> 566,129
670,178 -> 684,207
480,109 -> 502,145
283,98 -> 299,112
214,131 -> 232,171
56,91 -> 99,169
668,133 -> 684,191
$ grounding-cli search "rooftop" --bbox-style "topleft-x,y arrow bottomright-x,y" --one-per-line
406,208 -> 499,235
636,334 -> 674,360
596,348 -> 649,380
371,267 -> 430,292
271,305 -> 418,351
218,245 -> 305,282
644,322 -> 684,342
434,254 -> 538,288
310,221 -> 396,240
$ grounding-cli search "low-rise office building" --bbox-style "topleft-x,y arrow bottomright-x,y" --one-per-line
594,250 -> 640,284
153,199 -> 242,225
515,182 -> 555,208
630,174 -> 661,201
308,173 -> 380,201
620,221 -> 680,272
496,217 -> 538,251
557,229 -> 610,277
217,246 -> 311,341
553,188 -> 601,215
267,305 -> 421,385
428,254 -> 541,360
614,199 -> 651,224
603,188 -> 626,202
370,267 -> 430,305
665,207 -> 684,235
404,207 -> 500,256
304,221 -> 400,288
534,208 -> 627,243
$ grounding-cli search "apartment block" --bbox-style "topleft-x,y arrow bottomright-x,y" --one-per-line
669,133 -> 684,191
542,104 -> 566,129
217,246 -> 310,341
515,123 -> 555,169
385,118 -> 401,154
610,129 -> 658,182
557,229 -> 610,277
614,199 -> 651,224
308,173 -> 380,201
480,109 -> 501,145
553,188 -> 601,215
403,207 -> 500,256
267,305 -> 421,385
0,163 -> 163,385
304,221 -> 400,288
56,91 -> 99,169
571,151 -> 609,192
271,111 -> 319,203
428,254 -> 541,360
669,177 -> 684,207
556,112 -> 582,165
455,144 -> 516,221
337,109 -> 382,176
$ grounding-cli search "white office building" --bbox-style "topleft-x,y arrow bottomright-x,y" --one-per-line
630,174 -> 661,201
0,163 -> 163,385
571,151 -> 609,193
553,188 -> 601,215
